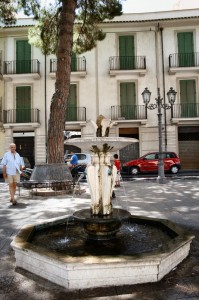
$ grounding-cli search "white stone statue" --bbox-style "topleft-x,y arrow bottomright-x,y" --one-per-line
89,115 -> 116,137
87,151 -> 117,215
85,115 -> 118,215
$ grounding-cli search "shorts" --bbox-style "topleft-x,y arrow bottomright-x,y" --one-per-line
6,173 -> 20,184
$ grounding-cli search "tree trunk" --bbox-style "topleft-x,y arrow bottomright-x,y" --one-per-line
47,0 -> 77,163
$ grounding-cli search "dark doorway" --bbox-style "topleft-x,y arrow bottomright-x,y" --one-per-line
119,128 -> 139,164
178,126 -> 199,169
14,136 -> 35,168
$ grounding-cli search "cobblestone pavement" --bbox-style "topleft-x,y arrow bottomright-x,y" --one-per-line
0,178 -> 199,300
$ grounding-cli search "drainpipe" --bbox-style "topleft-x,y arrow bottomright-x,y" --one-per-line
95,43 -> 99,117
160,27 -> 167,151
44,54 -> 47,163
155,24 -> 160,89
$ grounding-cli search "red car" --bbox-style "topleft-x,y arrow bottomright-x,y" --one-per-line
122,152 -> 181,175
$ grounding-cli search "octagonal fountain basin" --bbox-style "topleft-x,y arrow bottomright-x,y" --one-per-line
11,215 -> 194,290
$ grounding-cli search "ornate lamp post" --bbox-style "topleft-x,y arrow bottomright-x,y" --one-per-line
141,87 -> 177,184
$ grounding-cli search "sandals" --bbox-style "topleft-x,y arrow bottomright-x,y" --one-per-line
10,199 -> 17,205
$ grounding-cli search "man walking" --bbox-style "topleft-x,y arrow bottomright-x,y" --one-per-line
2,143 -> 23,205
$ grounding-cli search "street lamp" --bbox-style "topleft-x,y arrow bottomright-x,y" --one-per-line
141,87 -> 177,184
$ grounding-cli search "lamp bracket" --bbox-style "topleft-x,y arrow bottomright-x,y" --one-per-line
146,103 -> 157,110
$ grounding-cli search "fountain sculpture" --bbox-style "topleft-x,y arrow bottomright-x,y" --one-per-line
11,115 -> 194,290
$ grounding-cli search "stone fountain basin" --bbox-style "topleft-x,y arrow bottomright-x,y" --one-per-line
11,215 -> 194,290
64,137 -> 138,152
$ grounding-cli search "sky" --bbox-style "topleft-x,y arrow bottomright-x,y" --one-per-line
17,0 -> 199,18
122,0 -> 199,13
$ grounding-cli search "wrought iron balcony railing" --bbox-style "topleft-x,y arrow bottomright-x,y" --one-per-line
172,102 -> 199,118
50,57 -> 86,73
65,106 -> 86,122
109,56 -> 146,71
3,109 -> 40,123
3,59 -> 40,75
169,52 -> 199,68
111,105 -> 146,120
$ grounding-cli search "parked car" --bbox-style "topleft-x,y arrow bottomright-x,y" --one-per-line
65,153 -> 91,165
21,157 -> 31,169
122,152 -> 181,175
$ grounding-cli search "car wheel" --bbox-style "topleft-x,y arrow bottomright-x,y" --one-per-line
170,165 -> 179,174
131,167 -> 139,175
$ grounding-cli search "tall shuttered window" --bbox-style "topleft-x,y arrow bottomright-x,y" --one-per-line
119,36 -> 135,70
16,86 -> 31,122
120,82 -> 136,119
66,84 -> 77,121
177,32 -> 194,67
16,40 -> 31,73
179,80 -> 197,117
71,52 -> 77,72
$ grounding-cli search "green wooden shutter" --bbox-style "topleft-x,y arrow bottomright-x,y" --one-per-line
16,40 -> 31,73
177,32 -> 194,67
120,82 -> 136,119
71,52 -> 77,72
16,86 -> 31,122
180,80 -> 196,117
66,85 -> 77,121
119,36 -> 135,70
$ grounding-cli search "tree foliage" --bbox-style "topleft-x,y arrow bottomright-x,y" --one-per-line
27,0 -> 123,55
0,0 -> 17,24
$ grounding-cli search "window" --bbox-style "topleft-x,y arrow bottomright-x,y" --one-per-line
119,36 -> 135,69
16,86 -> 31,122
66,84 -> 77,121
16,40 -> 31,73
120,82 -> 136,119
144,153 -> 156,160
179,80 -> 197,117
177,32 -> 194,67
71,52 -> 77,72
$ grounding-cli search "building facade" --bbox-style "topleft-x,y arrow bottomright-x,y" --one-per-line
0,9 -> 199,169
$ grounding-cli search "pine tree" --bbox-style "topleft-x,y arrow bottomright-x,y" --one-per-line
1,0 -> 124,163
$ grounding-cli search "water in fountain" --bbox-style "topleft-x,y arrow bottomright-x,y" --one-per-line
30,217 -> 177,255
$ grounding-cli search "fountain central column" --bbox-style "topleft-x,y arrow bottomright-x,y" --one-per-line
87,151 -> 117,215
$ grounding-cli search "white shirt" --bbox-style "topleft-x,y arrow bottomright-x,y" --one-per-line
1,151 -> 22,175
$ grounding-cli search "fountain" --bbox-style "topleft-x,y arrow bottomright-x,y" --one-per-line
11,115 -> 194,290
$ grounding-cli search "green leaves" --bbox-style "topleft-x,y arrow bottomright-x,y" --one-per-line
0,0 -> 17,24
17,0 -> 123,55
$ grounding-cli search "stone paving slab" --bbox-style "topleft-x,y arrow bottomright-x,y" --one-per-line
0,179 -> 199,299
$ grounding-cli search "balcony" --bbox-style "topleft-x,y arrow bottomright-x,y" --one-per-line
172,103 -> 199,119
111,105 -> 146,122
49,57 -> 87,78
109,56 -> 146,77
65,107 -> 86,123
3,60 -> 41,80
3,109 -> 40,129
169,53 -> 199,74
